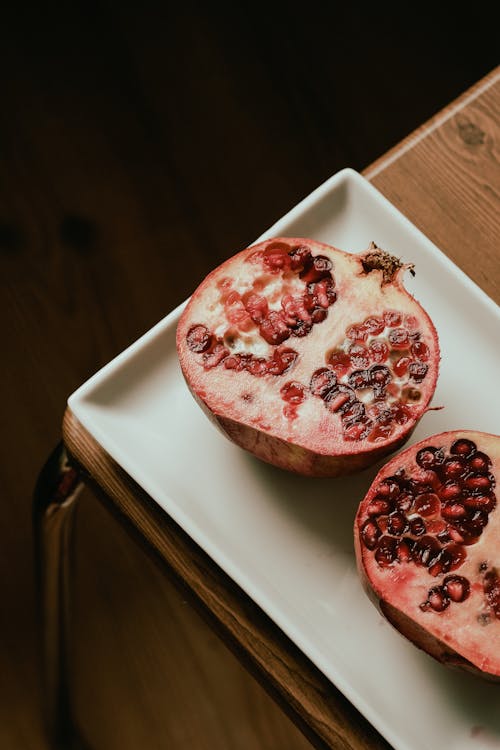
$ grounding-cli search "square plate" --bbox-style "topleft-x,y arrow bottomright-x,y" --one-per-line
69,168 -> 500,750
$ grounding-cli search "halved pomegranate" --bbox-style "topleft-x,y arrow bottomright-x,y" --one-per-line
176,238 -> 440,476
355,430 -> 500,679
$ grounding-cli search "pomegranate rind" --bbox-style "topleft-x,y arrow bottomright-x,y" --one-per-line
355,430 -> 500,680
177,237 -> 440,477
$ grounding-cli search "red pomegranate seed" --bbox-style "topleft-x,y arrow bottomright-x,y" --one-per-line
346,324 -> 367,342
409,517 -> 426,536
387,511 -> 408,535
383,310 -> 402,327
422,586 -> 450,612
259,311 -> 290,345
366,498 -> 394,516
242,292 -> 269,323
311,278 -> 336,308
443,575 -> 470,603
203,343 -> 229,369
368,340 -> 389,363
441,457 -> 467,480
362,316 -> 385,335
288,244 -> 312,271
396,538 -> 414,563
396,492 -> 414,512
375,536 -> 397,567
377,479 -> 401,499
262,243 -> 292,273
300,255 -> 333,283
415,536 -> 441,566
416,446 -> 444,470
349,344 -> 370,369
391,403 -> 411,425
442,503 -> 467,520
463,493 -> 496,513
468,452 -> 492,474
281,294 -> 311,325
439,482 -> 462,501
247,357 -> 267,376
310,368 -> 337,398
484,570 -> 500,619
348,369 -> 371,390
186,324 -> 213,353
414,492 -> 440,517
408,361 -> 429,382
360,519 -> 381,550
280,381 -> 306,404
463,474 -> 493,493
327,386 -> 355,413
411,341 -> 430,360
428,549 -> 453,577
328,349 -> 351,377
450,438 -> 477,458
344,421 -> 372,441
266,347 -> 298,376
393,356 -> 411,377
388,328 -> 410,350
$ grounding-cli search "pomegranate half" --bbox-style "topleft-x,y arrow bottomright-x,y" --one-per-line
355,430 -> 500,679
176,237 -> 440,476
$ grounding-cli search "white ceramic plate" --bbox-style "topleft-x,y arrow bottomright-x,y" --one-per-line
69,169 -> 500,750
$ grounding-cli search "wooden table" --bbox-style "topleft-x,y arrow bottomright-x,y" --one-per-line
35,67 -> 500,750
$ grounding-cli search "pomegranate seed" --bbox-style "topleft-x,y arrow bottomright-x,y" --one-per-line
328,349 -> 351,377
366,498 -> 394,516
396,538 -> 414,562
439,482 -> 462,502
370,365 -> 392,388
421,586 -> 450,612
414,536 -> 440,566
411,341 -> 430,360
468,451 -> 492,474
280,381 -> 306,404
462,474 -> 493,493
387,511 -> 408,535
203,343 -> 229,369
393,356 -> 411,377
396,492 -> 414,512
342,400 -> 366,425
262,243 -> 292,273
361,519 -> 380,550
346,324 -> 367,342
450,438 -> 477,458
344,420 -> 372,441
441,457 -> 467,480
408,361 -> 428,382
414,492 -> 440,517
266,347 -> 298,376
410,517 -> 426,536
348,344 -> 370,369
246,357 -> 267,376
310,368 -> 337,399
300,254 -> 333,283
428,549 -> 453,577
443,575 -> 470,603
368,423 -> 394,442
288,244 -> 312,271
416,446 -> 445,470
362,316 -> 385,335
442,503 -> 467,520
348,369 -> 371,390
369,340 -> 389,363
375,536 -> 397,567
377,479 -> 401,499
311,307 -> 329,323
383,310 -> 402,327
426,518 -> 447,534
281,294 -> 311,325
242,292 -> 269,323
326,385 -> 355,413
259,311 -> 290,345
186,324 -> 213,353
290,319 -> 313,337
463,493 -> 496,513
388,328 -> 410,350
391,403 -> 411,424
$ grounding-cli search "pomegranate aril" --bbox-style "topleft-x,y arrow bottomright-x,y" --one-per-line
408,361 -> 428,383
370,365 -> 392,388
186,324 -> 213,353
396,492 -> 414,512
280,381 -> 306,404
203,343 -> 229,368
410,517 -> 426,536
484,570 -> 500,620
443,575 -> 470,603
468,452 -> 491,474
411,341 -> 430,360
267,347 -> 298,375
463,493 -> 497,513
288,244 -> 312,271
262,243 -> 292,272
440,457 -> 467,480
242,292 -> 269,323
377,478 -> 401,500
439,482 -> 462,501
290,319 -> 312,337
367,498 -> 394,516
450,438 -> 477,458
442,503 -> 467,520
362,316 -> 385,335
259,311 -> 290,345
310,368 -> 337,399
396,538 -> 414,563
300,254 -> 333,283
346,324 -> 367,343
387,512 -> 408,535
383,310 -> 402,327
416,446 -> 445,470
344,420 -> 372,441
328,349 -> 351,377
394,356 -> 411,377
369,340 -> 389,363
311,278 -> 336,308
375,536 -> 397,567
414,492 -> 440,517
463,474 -> 494,493
348,344 -> 370,369
348,369 -> 371,390
414,535 -> 440,566
388,328 -> 410,350
247,357 -> 267,376
360,519 -> 381,550
342,401 -> 366,425
311,307 -> 328,324
428,549 -> 453,577
421,586 -> 450,612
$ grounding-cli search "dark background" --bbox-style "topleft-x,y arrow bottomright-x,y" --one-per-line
0,3 -> 497,748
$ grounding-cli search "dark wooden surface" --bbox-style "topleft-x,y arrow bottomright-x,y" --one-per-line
1,3 -> 497,748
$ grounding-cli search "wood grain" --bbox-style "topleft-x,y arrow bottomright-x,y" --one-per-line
0,3 -> 497,748
62,69 -> 500,750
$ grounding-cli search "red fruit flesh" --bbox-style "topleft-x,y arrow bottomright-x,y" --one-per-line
177,238 -> 440,476
355,430 -> 500,679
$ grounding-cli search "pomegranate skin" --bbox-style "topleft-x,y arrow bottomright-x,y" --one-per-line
355,430 -> 500,680
177,237 -> 440,477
